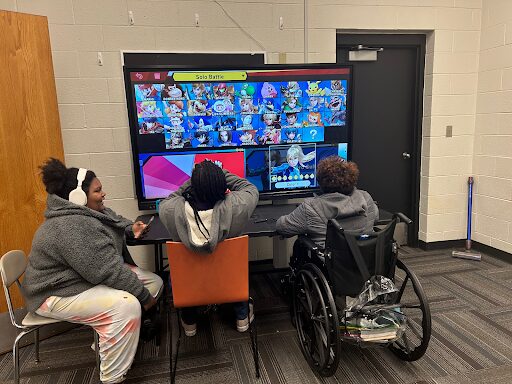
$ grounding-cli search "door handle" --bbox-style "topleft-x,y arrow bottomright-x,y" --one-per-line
402,152 -> 411,159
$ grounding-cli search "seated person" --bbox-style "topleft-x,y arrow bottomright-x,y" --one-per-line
276,156 -> 378,249
159,160 -> 259,336
22,158 -> 163,384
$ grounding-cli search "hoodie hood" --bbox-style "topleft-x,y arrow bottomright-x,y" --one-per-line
172,199 -> 223,253
316,189 -> 369,220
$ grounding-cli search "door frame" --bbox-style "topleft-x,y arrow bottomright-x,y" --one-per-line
336,33 -> 425,246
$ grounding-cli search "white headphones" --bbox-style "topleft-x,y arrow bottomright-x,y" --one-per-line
68,168 -> 88,206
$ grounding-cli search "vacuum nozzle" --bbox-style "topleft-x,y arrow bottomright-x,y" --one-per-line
451,249 -> 481,261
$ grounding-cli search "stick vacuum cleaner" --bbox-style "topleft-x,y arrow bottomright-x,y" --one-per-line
452,177 -> 481,261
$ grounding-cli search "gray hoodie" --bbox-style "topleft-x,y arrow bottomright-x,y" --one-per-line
276,189 -> 378,248
159,170 -> 259,253
22,194 -> 151,312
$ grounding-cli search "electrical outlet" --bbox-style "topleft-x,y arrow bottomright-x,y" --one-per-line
446,125 -> 453,137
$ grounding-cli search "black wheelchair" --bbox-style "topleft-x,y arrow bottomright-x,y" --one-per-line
287,213 -> 431,376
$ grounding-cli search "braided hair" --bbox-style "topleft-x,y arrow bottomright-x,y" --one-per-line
182,160 -> 227,240
40,158 -> 96,200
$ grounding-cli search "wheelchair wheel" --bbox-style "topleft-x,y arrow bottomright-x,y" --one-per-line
388,259 -> 431,361
293,263 -> 341,376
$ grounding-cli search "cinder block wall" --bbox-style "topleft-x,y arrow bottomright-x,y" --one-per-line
472,0 -> 512,254
2,0 -> 504,254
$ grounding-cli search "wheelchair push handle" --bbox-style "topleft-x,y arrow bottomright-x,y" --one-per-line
394,212 -> 413,225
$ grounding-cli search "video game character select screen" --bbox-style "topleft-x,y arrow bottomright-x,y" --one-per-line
125,66 -> 352,206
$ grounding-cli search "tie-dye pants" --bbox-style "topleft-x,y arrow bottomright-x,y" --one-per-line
36,265 -> 163,384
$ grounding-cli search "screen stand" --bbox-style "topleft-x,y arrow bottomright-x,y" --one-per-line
271,199 -> 294,269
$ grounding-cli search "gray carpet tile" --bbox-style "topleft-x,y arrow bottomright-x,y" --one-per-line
1,246 -> 512,383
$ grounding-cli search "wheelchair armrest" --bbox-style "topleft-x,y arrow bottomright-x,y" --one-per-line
296,236 -> 319,252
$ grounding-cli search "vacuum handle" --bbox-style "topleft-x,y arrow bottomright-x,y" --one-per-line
467,176 -> 474,245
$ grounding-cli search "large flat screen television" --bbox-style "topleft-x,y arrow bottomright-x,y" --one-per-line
123,64 -> 352,210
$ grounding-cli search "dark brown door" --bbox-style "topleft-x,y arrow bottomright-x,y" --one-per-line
337,34 -> 425,245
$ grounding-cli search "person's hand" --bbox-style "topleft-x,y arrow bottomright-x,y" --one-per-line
143,295 -> 157,311
132,221 -> 147,239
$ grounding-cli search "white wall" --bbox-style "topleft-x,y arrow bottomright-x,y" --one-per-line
2,0 -> 504,254
472,0 -> 512,254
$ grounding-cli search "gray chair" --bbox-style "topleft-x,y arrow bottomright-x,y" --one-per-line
0,250 -> 100,384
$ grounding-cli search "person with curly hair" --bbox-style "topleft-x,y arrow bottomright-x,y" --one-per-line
276,156 -> 378,248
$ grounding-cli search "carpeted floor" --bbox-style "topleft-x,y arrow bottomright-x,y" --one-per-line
1,246 -> 512,383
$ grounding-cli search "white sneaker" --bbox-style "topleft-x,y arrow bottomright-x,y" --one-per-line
180,318 -> 197,337
236,303 -> 254,333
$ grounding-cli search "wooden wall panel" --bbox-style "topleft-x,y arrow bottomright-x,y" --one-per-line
0,10 -> 64,312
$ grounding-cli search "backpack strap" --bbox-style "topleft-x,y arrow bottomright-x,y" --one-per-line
344,233 -> 371,282
375,232 -> 386,275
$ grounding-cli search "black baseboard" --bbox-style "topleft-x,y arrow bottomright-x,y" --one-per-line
472,241 -> 512,264
418,239 -> 465,251
418,239 -> 511,264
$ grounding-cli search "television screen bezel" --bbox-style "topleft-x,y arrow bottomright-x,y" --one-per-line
123,63 -> 354,210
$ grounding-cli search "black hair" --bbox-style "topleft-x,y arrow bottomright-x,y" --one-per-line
194,130 -> 210,143
182,160 -> 227,240
39,158 -> 96,201
215,116 -> 236,130
218,130 -> 232,142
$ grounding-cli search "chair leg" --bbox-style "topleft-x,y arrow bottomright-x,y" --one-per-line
170,308 -> 182,384
155,280 -> 165,315
13,329 -> 33,384
13,338 -> 20,384
94,331 -> 100,372
168,303 -> 172,382
34,328 -> 40,363
248,301 -> 260,378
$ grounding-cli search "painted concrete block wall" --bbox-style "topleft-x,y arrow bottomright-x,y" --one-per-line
2,1 -> 501,252
473,0 -> 512,254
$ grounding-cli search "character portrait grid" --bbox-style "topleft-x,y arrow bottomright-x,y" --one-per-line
135,79 -> 346,149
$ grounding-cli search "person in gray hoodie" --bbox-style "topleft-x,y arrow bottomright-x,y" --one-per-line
276,156 -> 378,248
159,160 -> 259,336
22,158 -> 163,384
